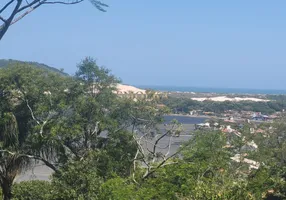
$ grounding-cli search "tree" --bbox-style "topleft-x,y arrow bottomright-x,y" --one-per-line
252,119 -> 286,199
0,63 -> 77,200
0,113 -> 31,200
0,0 -> 108,41
12,180 -> 52,200
50,152 -> 104,200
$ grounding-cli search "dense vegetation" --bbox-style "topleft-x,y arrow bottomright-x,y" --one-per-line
0,59 -> 286,199
0,59 -> 67,75
163,96 -> 286,115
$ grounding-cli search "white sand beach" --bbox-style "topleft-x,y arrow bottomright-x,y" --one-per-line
191,96 -> 269,102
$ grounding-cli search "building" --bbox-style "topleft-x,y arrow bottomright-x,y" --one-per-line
252,113 -> 270,121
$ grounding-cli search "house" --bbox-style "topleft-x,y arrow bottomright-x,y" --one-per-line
252,113 -> 270,121
242,140 -> 258,151
203,112 -> 215,116
231,154 -> 260,170
190,110 -> 202,116
194,122 -> 211,130
221,125 -> 242,137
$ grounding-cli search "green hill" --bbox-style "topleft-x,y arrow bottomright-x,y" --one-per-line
0,59 -> 68,75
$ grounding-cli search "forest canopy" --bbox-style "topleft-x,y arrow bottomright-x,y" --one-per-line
0,59 -> 285,200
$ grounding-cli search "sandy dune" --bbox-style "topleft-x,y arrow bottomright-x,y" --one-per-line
191,96 -> 269,102
115,84 -> 146,94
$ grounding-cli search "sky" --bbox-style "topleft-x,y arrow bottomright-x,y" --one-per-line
0,0 -> 286,90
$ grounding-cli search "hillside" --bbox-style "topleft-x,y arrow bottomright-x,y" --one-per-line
0,59 -> 148,93
0,59 -> 68,75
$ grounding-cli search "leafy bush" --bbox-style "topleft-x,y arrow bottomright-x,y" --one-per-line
12,180 -> 53,200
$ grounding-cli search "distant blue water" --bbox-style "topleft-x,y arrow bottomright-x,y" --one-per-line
138,85 -> 286,95
164,116 -> 206,124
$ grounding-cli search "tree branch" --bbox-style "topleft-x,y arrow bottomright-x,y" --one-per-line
132,148 -> 140,184
164,133 -> 173,158
42,0 -> 84,5
142,138 -> 194,180
0,150 -> 60,173
0,0 -> 16,14
25,100 -> 40,125
11,6 -> 35,25
152,124 -> 175,155
25,99 -> 56,137
0,16 -> 6,22
0,0 -> 22,40
32,156 -> 59,173
0,150 -> 16,155
142,150 -> 179,180
132,133 -> 150,183
16,0 -> 40,13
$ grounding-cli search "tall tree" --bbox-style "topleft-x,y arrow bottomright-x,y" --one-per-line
0,112 -> 31,200
0,63 -> 76,199
0,0 -> 107,41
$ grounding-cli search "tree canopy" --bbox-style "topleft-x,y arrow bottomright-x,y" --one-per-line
1,59 -> 286,199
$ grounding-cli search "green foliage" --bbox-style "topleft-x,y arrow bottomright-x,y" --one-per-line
98,177 -> 136,200
12,181 -> 52,200
0,59 -> 67,75
51,152 -> 104,200
164,96 -> 285,115
2,58 -> 286,200
0,63 -> 75,199
102,131 -> 137,178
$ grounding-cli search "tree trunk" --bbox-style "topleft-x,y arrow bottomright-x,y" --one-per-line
1,180 -> 13,200
0,23 -> 9,41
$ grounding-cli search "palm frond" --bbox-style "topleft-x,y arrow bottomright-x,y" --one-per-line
0,112 -> 19,149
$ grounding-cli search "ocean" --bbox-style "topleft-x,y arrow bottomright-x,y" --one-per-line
138,85 -> 286,95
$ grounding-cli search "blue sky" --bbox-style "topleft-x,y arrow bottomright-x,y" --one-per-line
1,0 -> 286,89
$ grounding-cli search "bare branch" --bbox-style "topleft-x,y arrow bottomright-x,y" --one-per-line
132,133 -> 150,183
26,100 -> 40,125
164,134 -> 173,158
0,0 -> 16,14
17,0 -> 41,13
0,16 -> 6,22
0,149 -> 16,155
0,0 -> 22,40
160,161 -> 178,167
142,151 -> 178,179
142,138 -> 194,180
1,0 -> 108,40
152,123 -> 176,155
25,99 -> 56,137
132,148 -> 140,184
12,0 -> 46,25
42,0 -> 84,5
11,6 -> 35,25
134,134 -> 149,166
91,121 -> 100,136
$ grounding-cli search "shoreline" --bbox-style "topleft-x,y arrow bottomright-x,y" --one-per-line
166,114 -> 212,119
166,114 -> 266,124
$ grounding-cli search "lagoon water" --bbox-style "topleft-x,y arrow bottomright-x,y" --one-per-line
17,116 -> 206,182
164,115 -> 206,124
